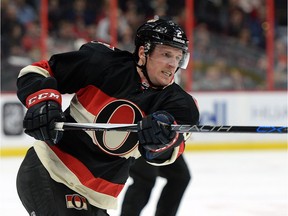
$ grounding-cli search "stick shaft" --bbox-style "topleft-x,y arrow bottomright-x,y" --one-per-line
54,122 -> 288,134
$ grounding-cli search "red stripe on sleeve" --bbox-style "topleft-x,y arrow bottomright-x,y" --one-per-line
32,60 -> 54,76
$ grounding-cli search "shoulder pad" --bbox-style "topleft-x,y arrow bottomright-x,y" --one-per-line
79,41 -> 116,53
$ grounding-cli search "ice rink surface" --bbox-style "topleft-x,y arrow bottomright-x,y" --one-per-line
1,150 -> 287,216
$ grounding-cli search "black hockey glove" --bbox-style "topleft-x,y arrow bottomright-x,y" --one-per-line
137,111 -> 177,154
23,89 -> 65,145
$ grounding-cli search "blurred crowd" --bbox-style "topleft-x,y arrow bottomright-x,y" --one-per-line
1,0 -> 287,91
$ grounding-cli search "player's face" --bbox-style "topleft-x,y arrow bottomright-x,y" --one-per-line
146,45 -> 183,86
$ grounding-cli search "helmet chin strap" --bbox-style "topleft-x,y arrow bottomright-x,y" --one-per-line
136,43 -> 161,88
136,55 -> 158,89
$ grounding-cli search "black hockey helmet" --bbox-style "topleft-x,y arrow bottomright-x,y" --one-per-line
135,18 -> 190,69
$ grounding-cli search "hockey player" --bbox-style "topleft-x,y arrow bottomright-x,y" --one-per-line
16,18 -> 199,216
120,154 -> 191,216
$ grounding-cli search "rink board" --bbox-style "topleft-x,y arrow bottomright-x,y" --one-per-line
1,92 -> 287,157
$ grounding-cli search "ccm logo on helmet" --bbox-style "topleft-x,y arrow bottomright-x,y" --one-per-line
26,89 -> 62,108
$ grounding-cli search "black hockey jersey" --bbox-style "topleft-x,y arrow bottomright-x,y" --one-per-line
17,42 -> 199,209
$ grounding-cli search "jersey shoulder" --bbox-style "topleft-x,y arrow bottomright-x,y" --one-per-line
80,41 -> 132,57
80,41 -> 116,52
170,83 -> 198,105
80,41 -> 134,66
166,84 -> 200,124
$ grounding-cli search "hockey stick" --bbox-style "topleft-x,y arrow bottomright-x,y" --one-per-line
54,122 -> 288,134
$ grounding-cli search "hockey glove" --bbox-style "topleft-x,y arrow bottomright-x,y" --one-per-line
137,111 -> 177,156
23,89 -> 65,145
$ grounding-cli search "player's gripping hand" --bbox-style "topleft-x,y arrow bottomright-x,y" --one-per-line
137,111 -> 177,154
23,89 -> 65,145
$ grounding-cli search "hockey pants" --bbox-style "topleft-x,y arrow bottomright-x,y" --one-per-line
16,147 -> 109,216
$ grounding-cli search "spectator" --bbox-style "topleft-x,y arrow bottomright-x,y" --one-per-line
228,68 -> 254,90
193,65 -> 233,91
1,2 -> 25,58
62,0 -> 96,25
14,0 -> 38,26
21,21 -> 41,61
96,9 -> 129,44
274,38 -> 288,89
47,20 -> 78,55
226,7 -> 247,38
0,0 -> 287,92
48,0 -> 63,34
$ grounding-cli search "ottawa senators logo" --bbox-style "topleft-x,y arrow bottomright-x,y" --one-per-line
93,99 -> 144,156
66,194 -> 88,210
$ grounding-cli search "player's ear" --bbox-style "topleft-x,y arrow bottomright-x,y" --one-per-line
138,46 -> 146,65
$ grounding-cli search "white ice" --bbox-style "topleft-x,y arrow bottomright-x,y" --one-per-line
1,150 -> 287,216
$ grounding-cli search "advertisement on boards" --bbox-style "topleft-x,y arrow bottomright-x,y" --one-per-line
190,92 -> 287,144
